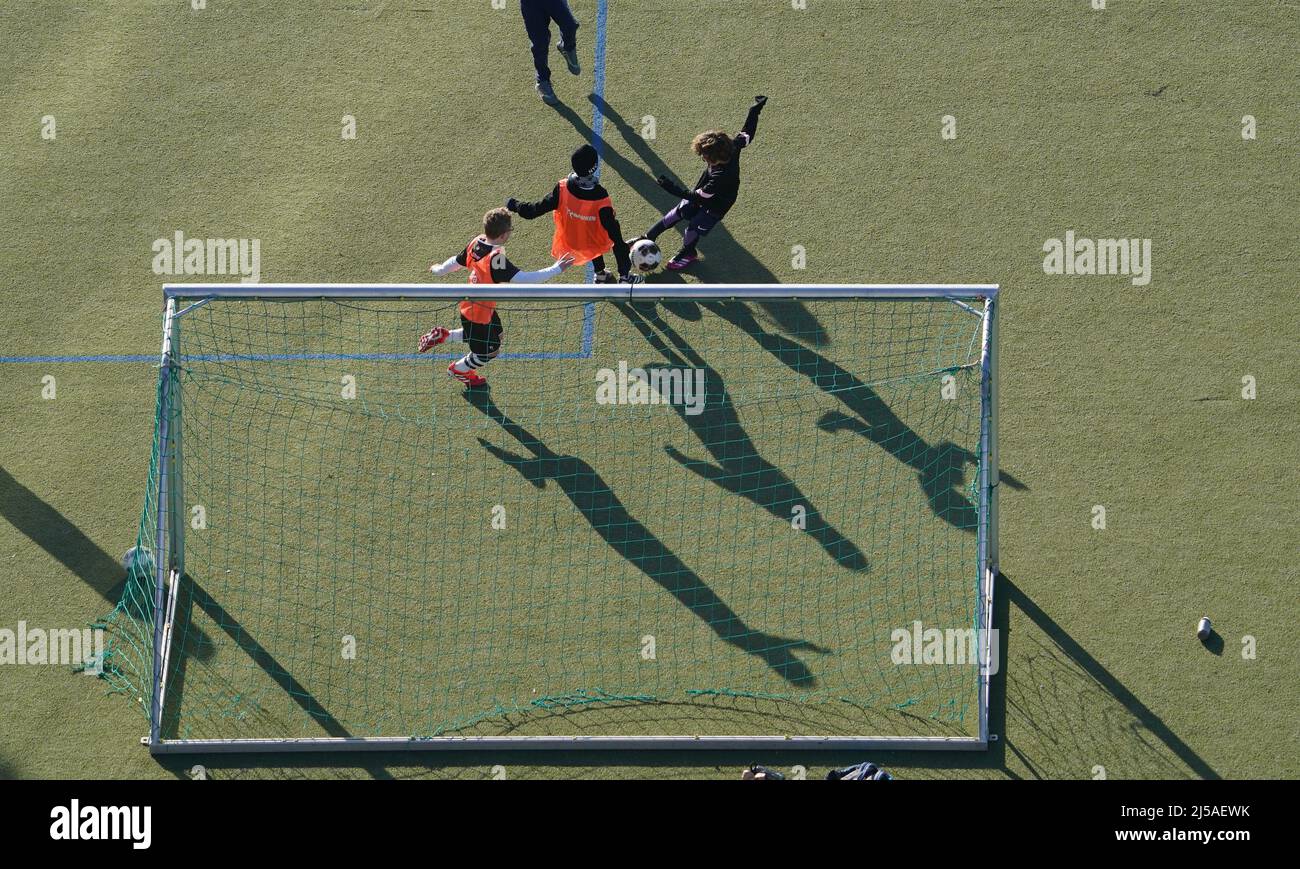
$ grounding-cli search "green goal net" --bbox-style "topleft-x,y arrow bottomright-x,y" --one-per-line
102,284 -> 998,751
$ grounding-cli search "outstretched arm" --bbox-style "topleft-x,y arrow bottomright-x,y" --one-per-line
736,95 -> 766,149
656,173 -> 695,203
429,250 -> 467,276
510,252 -> 577,283
507,184 -> 561,220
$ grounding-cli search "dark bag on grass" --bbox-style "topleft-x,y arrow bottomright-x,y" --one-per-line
826,761 -> 892,781
741,764 -> 785,780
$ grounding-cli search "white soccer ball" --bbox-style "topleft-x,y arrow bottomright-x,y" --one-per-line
122,545 -> 155,580
630,238 -> 662,273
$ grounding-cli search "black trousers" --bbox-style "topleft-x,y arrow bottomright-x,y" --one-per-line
521,0 -> 579,83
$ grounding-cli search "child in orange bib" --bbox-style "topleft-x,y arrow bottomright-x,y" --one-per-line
418,207 -> 574,387
506,144 -> 633,283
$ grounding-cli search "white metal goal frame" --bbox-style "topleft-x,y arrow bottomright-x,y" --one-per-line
145,283 -> 1000,754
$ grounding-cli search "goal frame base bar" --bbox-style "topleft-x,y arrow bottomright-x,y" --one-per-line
145,282 -> 1000,755
149,735 -> 988,754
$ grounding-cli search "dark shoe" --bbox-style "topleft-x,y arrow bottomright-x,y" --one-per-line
557,42 -> 581,75
536,80 -> 559,105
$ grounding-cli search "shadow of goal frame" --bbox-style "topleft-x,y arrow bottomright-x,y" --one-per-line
142,282 -> 1000,754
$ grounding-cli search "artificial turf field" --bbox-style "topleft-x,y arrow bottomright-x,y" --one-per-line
0,0 -> 1296,779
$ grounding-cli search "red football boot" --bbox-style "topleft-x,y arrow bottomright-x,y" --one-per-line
417,326 -> 450,353
447,361 -> 487,388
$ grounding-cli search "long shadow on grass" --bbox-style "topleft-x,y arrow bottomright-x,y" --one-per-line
463,388 -> 829,686
0,468 -> 228,713
159,574 -> 352,742
613,301 -> 868,572
0,466 -> 126,603
549,96 -> 829,346
997,572 -> 1218,780
697,300 -> 1027,531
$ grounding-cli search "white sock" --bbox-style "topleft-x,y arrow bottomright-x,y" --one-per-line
454,351 -> 493,373
448,328 -> 464,342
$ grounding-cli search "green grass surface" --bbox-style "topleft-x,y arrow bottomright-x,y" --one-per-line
1,0 -> 1296,779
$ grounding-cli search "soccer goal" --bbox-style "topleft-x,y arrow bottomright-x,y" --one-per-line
102,282 -> 999,753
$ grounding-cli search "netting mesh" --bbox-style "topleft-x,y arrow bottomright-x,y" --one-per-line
103,294 -> 989,742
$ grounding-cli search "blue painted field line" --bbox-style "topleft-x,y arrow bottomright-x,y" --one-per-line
0,351 -> 592,364
0,1 -> 613,368
590,0 -> 610,180
577,0 -> 610,344
193,351 -> 587,362
185,351 -> 591,362
0,317 -> 601,362
580,303 -> 596,356
0,354 -> 159,364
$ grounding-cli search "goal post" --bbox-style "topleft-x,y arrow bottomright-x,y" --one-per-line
103,283 -> 999,753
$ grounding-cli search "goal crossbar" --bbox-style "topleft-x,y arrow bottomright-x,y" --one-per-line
165,282 -> 999,301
